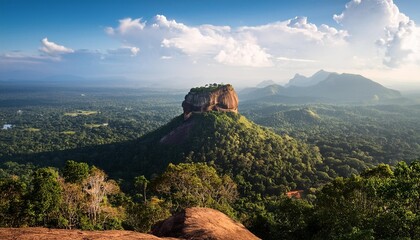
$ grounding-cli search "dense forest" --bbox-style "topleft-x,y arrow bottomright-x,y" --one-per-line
1,86 -> 420,239
241,102 -> 420,175
1,159 -> 419,239
0,86 -> 182,158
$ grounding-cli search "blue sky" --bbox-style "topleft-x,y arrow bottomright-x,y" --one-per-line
0,0 -> 350,51
1,0 -> 420,88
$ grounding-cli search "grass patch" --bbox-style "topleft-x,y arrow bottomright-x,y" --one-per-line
61,131 -> 76,135
84,123 -> 106,128
25,128 -> 40,132
305,108 -> 321,119
64,110 -> 98,117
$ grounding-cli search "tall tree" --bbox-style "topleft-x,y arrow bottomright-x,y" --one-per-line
134,175 -> 149,203
82,167 -> 120,227
58,179 -> 84,229
29,167 -> 62,226
62,160 -> 89,184
153,163 -> 238,214
0,176 -> 27,227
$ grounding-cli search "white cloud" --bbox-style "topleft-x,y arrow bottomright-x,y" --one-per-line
277,57 -> 317,63
98,1 -> 420,77
152,15 -> 274,67
233,17 -> 349,69
0,52 -> 51,65
107,46 -> 140,57
240,17 -> 348,47
287,16 -> 318,32
155,15 -> 230,55
379,20 -> 420,67
106,18 -> 146,35
161,56 -> 173,60
130,47 -> 140,56
333,0 -> 420,68
106,15 -> 348,68
334,0 -> 408,31
153,14 -> 189,31
39,38 -> 74,55
215,39 -> 272,67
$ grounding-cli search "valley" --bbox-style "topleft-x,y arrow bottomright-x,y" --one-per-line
1,81 -> 419,239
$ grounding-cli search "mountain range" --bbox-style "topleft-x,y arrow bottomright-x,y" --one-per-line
240,70 -> 402,104
285,70 -> 332,87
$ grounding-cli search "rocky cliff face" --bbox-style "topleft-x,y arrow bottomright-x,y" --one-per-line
182,84 -> 239,120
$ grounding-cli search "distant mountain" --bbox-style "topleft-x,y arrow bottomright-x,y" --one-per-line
0,74 -> 134,88
39,74 -> 87,82
306,73 -> 401,102
0,70 -> 49,81
285,70 -> 334,87
239,84 -> 286,101
256,80 -> 277,88
239,80 -> 277,96
241,71 -> 402,104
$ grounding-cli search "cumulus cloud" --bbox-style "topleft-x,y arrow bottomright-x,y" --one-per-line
333,0 -> 420,68
149,15 -> 271,67
155,15 -> 232,55
238,16 -> 348,59
106,18 -> 146,35
334,0 -> 408,31
215,40 -> 272,67
106,14 -> 349,68
379,20 -> 420,67
287,16 -> 318,32
100,1 -> 420,71
153,14 -> 190,31
39,38 -> 74,55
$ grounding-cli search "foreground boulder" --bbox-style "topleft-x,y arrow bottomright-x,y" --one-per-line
152,207 -> 260,240
0,208 -> 259,240
0,227 -> 172,240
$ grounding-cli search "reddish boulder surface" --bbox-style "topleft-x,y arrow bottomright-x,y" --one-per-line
152,207 -> 260,240
0,227 -> 175,240
0,208 -> 259,240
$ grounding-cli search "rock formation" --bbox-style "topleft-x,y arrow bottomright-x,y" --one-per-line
0,227 -> 169,240
0,208 -> 260,240
182,84 -> 238,120
152,207 -> 260,240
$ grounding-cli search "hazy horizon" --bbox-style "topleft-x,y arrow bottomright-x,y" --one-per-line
1,0 -> 420,90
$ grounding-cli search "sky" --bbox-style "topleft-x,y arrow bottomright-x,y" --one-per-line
1,0 -> 420,89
